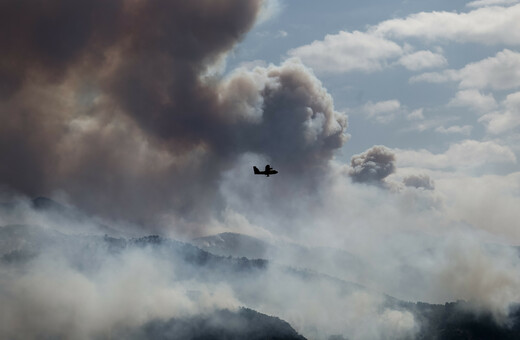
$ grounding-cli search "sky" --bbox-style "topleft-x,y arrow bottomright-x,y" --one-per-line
1,0 -> 520,338
233,0 -> 520,159
219,0 -> 520,240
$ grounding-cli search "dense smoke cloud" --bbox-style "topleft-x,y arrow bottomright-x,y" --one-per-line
0,0 -> 347,231
403,174 -> 435,190
0,225 -> 241,339
220,60 -> 347,170
3,2 -> 520,339
0,204 -> 419,340
348,145 -> 396,185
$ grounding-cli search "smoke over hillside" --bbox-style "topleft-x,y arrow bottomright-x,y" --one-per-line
2,1 -> 520,339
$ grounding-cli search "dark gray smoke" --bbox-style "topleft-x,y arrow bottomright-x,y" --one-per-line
348,145 -> 396,184
221,60 -> 348,171
403,174 -> 435,190
0,0 -> 347,233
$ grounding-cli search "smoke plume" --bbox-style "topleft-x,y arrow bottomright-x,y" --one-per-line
403,174 -> 435,190
348,145 -> 396,185
0,0 -> 347,232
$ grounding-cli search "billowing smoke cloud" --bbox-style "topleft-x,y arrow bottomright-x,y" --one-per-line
219,60 -> 347,170
0,209 -> 419,340
403,174 -> 435,190
0,0 -> 347,232
348,145 -> 396,185
0,225 -> 243,339
4,2 -> 520,339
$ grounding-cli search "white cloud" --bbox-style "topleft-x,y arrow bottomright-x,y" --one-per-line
448,89 -> 498,112
372,4 -> 520,45
395,140 -> 517,169
411,49 -> 520,90
407,121 -> 438,132
398,50 -> 448,71
409,71 -> 455,84
479,91 -> 520,134
404,115 -> 459,132
289,5 -> 520,75
407,108 -> 425,120
480,110 -> 520,134
502,89 -> 520,108
435,125 -> 473,135
362,100 -> 401,123
288,31 -> 402,73
467,0 -> 520,8
276,30 -> 288,38
256,0 -> 284,25
351,101 -> 427,125
456,50 -> 520,89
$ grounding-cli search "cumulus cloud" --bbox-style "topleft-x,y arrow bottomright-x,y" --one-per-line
448,89 -> 498,112
411,49 -> 520,90
289,4 -> 520,76
355,101 -> 430,126
479,91 -> 520,134
435,125 -> 473,135
361,100 -> 402,123
467,0 -> 520,8
0,0 -> 347,233
479,111 -> 520,135
288,31 -> 403,73
397,50 -> 448,71
349,146 -> 396,184
372,4 -> 520,45
288,32 -> 448,74
395,140 -> 517,170
407,108 -> 425,121
402,114 -> 464,133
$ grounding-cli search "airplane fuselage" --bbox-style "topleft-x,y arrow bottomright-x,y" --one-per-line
253,165 -> 278,177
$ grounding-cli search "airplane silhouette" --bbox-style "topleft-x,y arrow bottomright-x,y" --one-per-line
253,165 -> 278,177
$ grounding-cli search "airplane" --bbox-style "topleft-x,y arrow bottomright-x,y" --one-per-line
253,164 -> 278,177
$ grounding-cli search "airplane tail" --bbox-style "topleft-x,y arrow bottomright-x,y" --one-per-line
253,166 -> 260,174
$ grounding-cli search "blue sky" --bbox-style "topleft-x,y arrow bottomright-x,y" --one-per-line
227,0 -> 520,168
